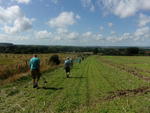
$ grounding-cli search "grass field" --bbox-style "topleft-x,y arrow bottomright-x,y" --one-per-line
0,55 -> 150,113
0,53 -> 77,84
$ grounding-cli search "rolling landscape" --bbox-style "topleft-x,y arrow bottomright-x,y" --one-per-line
1,0 -> 150,113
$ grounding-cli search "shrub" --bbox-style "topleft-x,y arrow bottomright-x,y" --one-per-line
126,47 -> 139,56
48,55 -> 60,65
93,48 -> 98,54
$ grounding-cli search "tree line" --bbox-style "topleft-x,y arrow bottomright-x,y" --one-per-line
0,44 -> 149,56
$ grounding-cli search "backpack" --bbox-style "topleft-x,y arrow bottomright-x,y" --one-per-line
64,60 -> 70,67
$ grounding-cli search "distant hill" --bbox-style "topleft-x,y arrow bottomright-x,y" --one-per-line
0,43 -> 14,46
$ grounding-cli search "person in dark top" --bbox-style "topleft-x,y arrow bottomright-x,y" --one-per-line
64,57 -> 71,78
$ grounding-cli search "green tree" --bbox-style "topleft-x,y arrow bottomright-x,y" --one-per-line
93,48 -> 98,54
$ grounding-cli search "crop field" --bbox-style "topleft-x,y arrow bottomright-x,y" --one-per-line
0,55 -> 150,113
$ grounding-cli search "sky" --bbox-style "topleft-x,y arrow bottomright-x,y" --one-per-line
0,0 -> 150,46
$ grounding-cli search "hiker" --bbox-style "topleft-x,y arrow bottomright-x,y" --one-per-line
70,58 -> 73,68
64,57 -> 71,78
78,57 -> 81,64
29,54 -> 41,88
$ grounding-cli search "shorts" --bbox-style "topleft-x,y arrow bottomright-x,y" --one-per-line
65,66 -> 70,73
31,69 -> 41,79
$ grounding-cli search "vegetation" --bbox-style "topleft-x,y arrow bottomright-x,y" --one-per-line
0,56 -> 149,113
126,47 -> 140,56
0,44 -> 149,56
93,48 -> 99,54
48,55 -> 61,65
0,53 -> 78,85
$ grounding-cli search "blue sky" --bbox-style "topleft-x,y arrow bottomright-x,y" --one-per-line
0,0 -> 150,46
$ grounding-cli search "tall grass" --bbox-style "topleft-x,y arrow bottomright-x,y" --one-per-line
0,53 -> 77,84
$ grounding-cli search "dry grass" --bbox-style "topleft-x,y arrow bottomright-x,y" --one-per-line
0,53 -> 77,85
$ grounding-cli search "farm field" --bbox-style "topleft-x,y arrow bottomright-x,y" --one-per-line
0,55 -> 150,113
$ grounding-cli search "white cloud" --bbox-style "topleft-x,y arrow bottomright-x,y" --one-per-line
138,13 -> 150,27
81,0 -> 95,12
34,28 -> 79,41
54,36 -> 62,41
19,36 -> 29,40
95,34 -> 103,40
105,33 -> 131,43
48,12 -> 80,28
0,34 -> 9,41
0,5 -> 23,24
100,0 -> 150,18
134,27 -> 150,41
56,28 -> 68,34
0,33 -> 30,43
108,22 -> 113,27
134,26 -> 150,37
105,26 -> 150,42
35,30 -> 52,39
82,31 -> 93,38
82,31 -> 104,41
67,32 -> 79,40
0,5 -> 34,34
56,29 -> 79,40
14,0 -> 31,4
3,17 -> 33,34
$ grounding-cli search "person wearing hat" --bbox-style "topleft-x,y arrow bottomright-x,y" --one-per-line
64,57 -> 71,78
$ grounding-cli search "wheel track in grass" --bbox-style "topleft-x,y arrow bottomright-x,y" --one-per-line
91,56 -> 150,107
85,59 -> 90,111
76,56 -> 150,112
73,57 -> 97,113
99,57 -> 150,81
93,57 -> 125,110
72,60 -> 88,112
43,67 -> 82,113
91,59 -> 117,96
95,59 -> 120,90
95,56 -> 150,99
73,57 -> 101,112
45,58 -> 89,113
95,56 -> 133,91
75,56 -> 122,112
104,86 -> 150,101
86,85 -> 150,112
60,59 -> 89,113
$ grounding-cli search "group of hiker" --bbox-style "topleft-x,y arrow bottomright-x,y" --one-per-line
29,54 -> 83,88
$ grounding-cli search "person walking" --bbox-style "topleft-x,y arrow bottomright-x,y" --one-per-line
70,58 -> 73,68
29,54 -> 41,88
64,57 -> 71,78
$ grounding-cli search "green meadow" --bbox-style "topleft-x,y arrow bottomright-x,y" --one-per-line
0,56 -> 150,113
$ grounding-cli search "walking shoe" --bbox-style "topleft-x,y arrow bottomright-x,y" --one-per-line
33,84 -> 37,88
33,82 -> 38,88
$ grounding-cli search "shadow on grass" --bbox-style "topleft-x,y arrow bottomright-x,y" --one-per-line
39,87 -> 64,90
73,67 -> 80,69
68,76 -> 86,79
